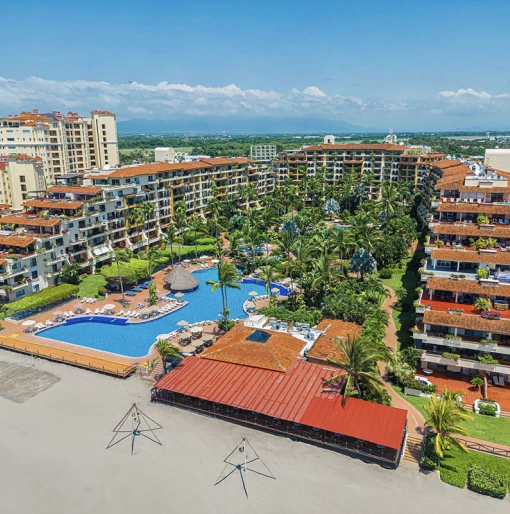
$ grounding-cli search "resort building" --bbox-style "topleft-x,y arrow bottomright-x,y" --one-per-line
0,157 -> 275,301
0,154 -> 46,209
0,109 -> 119,183
415,164 -> 510,383
274,143 -> 442,198
152,324 -> 407,467
250,144 -> 277,162
485,148 -> 510,173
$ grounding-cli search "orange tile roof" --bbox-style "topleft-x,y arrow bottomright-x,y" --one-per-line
0,215 -> 61,228
0,259 -> 6,265
94,161 -> 210,179
432,224 -> 510,238
2,113 -> 55,123
46,186 -> 102,195
200,324 -> 305,372
430,159 -> 463,170
459,185 -> 510,193
431,248 -> 510,265
91,110 -> 114,115
23,199 -> 83,210
7,154 -> 42,162
0,235 -> 35,248
200,157 -> 257,166
423,310 -> 510,336
437,202 -> 510,214
426,277 -> 510,297
307,319 -> 362,363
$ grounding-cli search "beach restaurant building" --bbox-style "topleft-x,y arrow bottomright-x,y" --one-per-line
152,356 -> 408,467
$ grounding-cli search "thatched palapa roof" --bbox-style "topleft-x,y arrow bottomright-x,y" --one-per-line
163,266 -> 199,292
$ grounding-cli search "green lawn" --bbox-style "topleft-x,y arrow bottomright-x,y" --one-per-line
78,274 -> 107,299
439,443 -> 510,489
393,385 -> 510,446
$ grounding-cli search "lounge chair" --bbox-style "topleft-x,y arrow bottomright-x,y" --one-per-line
95,308 -> 100,315
133,312 -> 139,318
45,320 -> 54,326
85,308 -> 92,315
99,308 -> 105,315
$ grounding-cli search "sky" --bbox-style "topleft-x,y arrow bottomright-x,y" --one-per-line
2,0 -> 510,131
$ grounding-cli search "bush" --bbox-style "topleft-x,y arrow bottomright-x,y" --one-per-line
258,305 -> 323,326
101,259 -> 150,285
218,319 -> 235,331
468,465 -> 508,499
479,403 -> 498,416
475,297 -> 490,312
97,286 -> 107,296
420,434 -> 438,470
402,376 -> 438,394
4,284 -> 80,315
378,268 -> 393,279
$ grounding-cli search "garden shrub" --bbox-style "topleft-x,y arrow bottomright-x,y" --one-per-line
218,319 -> 235,331
378,268 -> 393,279
420,434 -> 438,471
402,376 -> 437,394
479,403 -> 498,417
468,465 -> 508,499
97,286 -> 107,296
258,306 -> 323,326
4,284 -> 79,315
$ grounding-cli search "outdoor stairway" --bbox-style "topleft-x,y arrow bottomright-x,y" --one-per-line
404,436 -> 423,464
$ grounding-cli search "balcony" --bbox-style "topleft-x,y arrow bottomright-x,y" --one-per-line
420,351 -> 510,374
414,332 -> 510,356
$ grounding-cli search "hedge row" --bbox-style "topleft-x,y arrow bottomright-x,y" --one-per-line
420,434 -> 439,471
5,284 -> 80,315
469,465 -> 508,499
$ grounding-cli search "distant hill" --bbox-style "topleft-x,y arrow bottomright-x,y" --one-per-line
117,116 -> 376,134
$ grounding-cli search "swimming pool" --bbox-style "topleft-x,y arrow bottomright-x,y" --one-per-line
37,269 -> 286,358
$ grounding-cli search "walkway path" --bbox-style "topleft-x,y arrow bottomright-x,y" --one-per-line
381,287 -> 426,438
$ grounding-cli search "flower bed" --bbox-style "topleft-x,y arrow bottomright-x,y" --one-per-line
474,398 -> 500,418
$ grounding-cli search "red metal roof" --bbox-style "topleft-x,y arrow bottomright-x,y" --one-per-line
154,357 -> 407,450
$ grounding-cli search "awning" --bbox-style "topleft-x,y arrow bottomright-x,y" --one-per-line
93,245 -> 109,256
446,365 -> 462,372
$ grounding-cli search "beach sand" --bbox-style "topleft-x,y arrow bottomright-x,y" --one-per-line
1,351 -> 509,514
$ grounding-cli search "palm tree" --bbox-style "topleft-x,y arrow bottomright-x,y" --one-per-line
188,214 -> 206,259
325,335 -> 386,406
259,265 -> 282,294
424,395 -> 471,460
161,225 -> 177,264
146,246 -> 158,277
141,200 -> 155,235
327,227 -> 355,261
112,248 -> 130,301
129,206 -> 144,235
206,261 -> 241,327
154,340 -> 182,373
380,181 -> 398,234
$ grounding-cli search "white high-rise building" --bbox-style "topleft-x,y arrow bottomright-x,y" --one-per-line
250,144 -> 277,162
0,109 -> 119,183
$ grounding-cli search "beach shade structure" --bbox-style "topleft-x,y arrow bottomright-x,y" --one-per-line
163,265 -> 199,292
174,292 -> 185,298
177,320 -> 189,328
200,255 -> 209,259
282,277 -> 292,284
190,326 -> 202,335
211,259 -> 220,264
21,319 -> 36,326
248,291 -> 258,304
271,287 -> 280,295
104,304 -> 115,310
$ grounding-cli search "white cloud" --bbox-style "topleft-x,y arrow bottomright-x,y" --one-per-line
1,77 -> 510,129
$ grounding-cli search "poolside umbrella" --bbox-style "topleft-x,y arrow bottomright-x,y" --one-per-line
177,320 -> 189,327
190,326 -> 202,334
282,277 -> 292,284
211,259 -> 219,263
200,255 -> 209,259
22,319 -> 36,326
174,292 -> 185,298
271,287 -> 280,295
183,259 -> 191,263
104,304 -> 115,310
248,291 -> 258,298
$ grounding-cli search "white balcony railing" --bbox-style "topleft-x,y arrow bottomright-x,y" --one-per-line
420,351 -> 510,374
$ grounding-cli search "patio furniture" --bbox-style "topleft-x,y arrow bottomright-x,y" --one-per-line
194,344 -> 204,354
422,368 -> 433,375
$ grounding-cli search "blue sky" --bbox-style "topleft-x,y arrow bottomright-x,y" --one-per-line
2,0 -> 510,130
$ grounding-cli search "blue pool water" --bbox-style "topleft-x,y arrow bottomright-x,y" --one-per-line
37,269 -> 285,358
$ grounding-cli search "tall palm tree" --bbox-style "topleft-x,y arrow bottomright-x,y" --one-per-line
112,248 -> 130,301
129,206 -> 144,235
259,265 -> 282,294
380,181 -> 398,234
324,335 -> 386,406
326,227 -> 355,261
161,225 -> 177,264
188,214 -> 206,259
141,200 -> 155,235
206,261 -> 241,327
154,340 -> 182,373
424,395 -> 471,460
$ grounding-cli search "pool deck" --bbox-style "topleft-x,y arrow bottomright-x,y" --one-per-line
0,263 -> 272,373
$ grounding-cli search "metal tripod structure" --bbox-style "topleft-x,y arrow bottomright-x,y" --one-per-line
106,403 -> 163,455
215,437 -> 276,498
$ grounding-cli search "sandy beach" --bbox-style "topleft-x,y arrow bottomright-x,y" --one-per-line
1,352 -> 509,514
